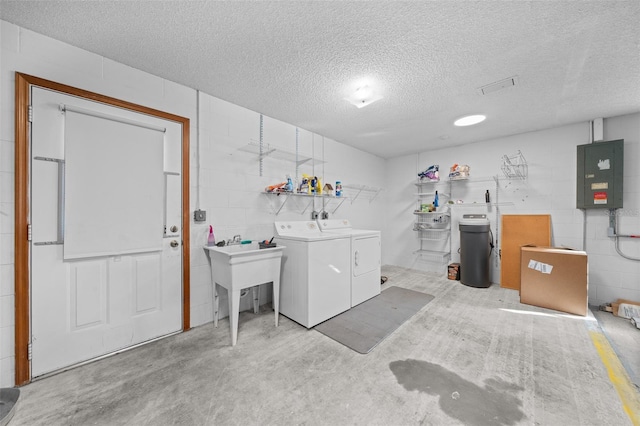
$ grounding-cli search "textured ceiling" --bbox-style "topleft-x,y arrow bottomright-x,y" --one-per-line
1,1 -> 639,159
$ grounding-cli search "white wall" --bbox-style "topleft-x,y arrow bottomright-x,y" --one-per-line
2,19 -> 638,388
587,113 -> 640,304
0,21 -> 386,387
0,20 -> 192,388
383,114 -> 640,306
190,94 -> 386,327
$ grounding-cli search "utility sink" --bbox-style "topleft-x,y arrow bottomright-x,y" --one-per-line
207,242 -> 273,260
203,243 -> 285,346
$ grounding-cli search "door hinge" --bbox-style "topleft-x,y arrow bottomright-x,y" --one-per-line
27,224 -> 32,241
28,105 -> 33,123
28,342 -> 32,360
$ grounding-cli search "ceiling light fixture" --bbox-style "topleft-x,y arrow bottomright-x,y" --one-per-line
454,114 -> 486,127
345,85 -> 383,108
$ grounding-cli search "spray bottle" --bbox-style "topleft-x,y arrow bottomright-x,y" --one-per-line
207,225 -> 216,247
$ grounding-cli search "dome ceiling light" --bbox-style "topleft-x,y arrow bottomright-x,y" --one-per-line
454,114 -> 486,127
344,85 -> 383,109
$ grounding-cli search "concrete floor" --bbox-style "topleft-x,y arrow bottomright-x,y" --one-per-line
8,266 -> 637,425
592,308 -> 640,390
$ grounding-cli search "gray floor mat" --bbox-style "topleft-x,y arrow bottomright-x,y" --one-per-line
314,286 -> 434,354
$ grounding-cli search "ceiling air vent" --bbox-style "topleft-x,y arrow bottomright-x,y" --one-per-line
478,76 -> 518,95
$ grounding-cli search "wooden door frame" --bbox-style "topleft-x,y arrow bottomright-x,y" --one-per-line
14,72 -> 191,386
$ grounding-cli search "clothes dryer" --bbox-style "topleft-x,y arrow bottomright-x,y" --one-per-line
316,219 -> 381,306
273,221 -> 351,328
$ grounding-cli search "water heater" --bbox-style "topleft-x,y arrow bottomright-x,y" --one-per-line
576,139 -> 624,209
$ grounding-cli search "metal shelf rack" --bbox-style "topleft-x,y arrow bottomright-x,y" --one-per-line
414,180 -> 451,266
341,184 -> 383,203
239,140 -> 326,166
501,150 -> 528,179
413,249 -> 451,264
262,191 -> 348,216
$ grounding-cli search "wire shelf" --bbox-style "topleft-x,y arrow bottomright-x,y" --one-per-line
501,150 -> 527,179
413,250 -> 451,264
414,228 -> 450,240
239,141 -> 325,165
415,179 -> 440,185
413,212 -> 450,229
341,184 -> 383,203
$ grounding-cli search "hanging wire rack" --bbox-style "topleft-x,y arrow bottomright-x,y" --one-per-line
501,150 -> 528,179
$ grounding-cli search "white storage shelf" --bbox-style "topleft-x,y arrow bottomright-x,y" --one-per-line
413,162 -> 527,266
448,176 -> 494,183
413,211 -> 450,229
415,192 -> 450,199
262,183 -> 383,215
413,249 -> 451,264
341,184 -> 383,203
414,228 -> 449,241
414,179 -> 451,264
447,202 -> 514,208
262,191 -> 348,215
239,141 -> 325,166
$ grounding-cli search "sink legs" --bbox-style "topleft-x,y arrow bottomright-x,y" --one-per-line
229,289 -> 241,346
212,284 -> 243,346
273,278 -> 280,327
213,283 -> 220,328
252,286 -> 260,314
213,281 -> 280,346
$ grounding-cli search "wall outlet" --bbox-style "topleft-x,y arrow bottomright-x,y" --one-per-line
194,209 -> 206,222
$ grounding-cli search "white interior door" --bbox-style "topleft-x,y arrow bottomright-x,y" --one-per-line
30,87 -> 183,377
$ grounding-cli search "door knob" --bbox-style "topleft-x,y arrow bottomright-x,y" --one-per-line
170,225 -> 178,233
170,240 -> 179,248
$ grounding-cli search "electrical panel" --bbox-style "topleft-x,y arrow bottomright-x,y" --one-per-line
576,139 -> 624,209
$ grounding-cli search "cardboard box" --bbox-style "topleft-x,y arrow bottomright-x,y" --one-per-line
520,246 -> 588,316
611,299 -> 640,318
448,263 -> 460,280
618,303 -> 640,319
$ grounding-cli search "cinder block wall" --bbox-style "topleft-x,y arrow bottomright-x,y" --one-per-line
1,19 -> 638,388
190,93 -> 386,326
383,113 -> 640,306
0,21 -> 386,387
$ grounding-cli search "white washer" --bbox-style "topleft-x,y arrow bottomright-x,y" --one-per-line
273,221 -> 351,328
316,219 -> 381,307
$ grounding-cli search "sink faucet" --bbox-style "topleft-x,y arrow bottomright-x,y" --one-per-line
227,234 -> 242,245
